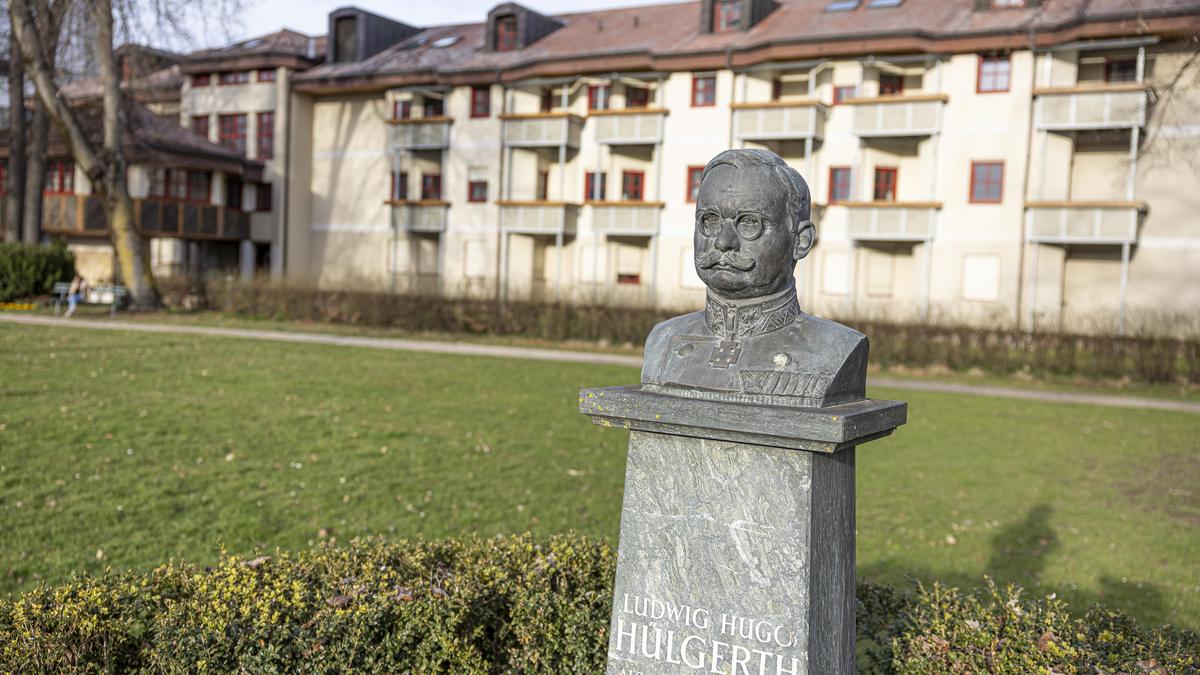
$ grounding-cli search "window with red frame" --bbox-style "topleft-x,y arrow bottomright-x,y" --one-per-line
828,167 -> 852,203
255,183 -> 273,212
585,171 -> 607,201
879,74 -> 904,96
44,161 -> 74,194
470,86 -> 491,118
588,84 -> 611,111
970,161 -> 1004,203
390,171 -> 409,201
540,89 -> 555,112
257,112 -> 274,160
218,114 -> 247,155
712,0 -> 742,32
421,174 -> 442,201
622,171 -> 645,201
537,171 -> 549,200
0,162 -> 5,194
191,115 -> 209,139
873,167 -> 897,201
692,74 -> 716,107
625,86 -> 649,109
1106,59 -> 1137,83
617,273 -> 641,285
393,100 -> 412,120
686,166 -> 704,203
226,177 -> 243,210
150,169 -> 190,201
218,71 -> 250,85
192,73 -> 210,87
256,68 -> 276,82
494,15 -> 517,51
423,98 -> 444,117
188,171 -> 211,203
468,180 -> 488,202
977,54 -> 1011,92
833,85 -> 856,104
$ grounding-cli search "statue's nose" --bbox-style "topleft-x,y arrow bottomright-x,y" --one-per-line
715,220 -> 739,252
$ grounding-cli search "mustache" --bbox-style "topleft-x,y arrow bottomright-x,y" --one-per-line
697,250 -> 756,271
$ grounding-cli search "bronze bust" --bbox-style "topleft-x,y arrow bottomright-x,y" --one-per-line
642,149 -> 868,408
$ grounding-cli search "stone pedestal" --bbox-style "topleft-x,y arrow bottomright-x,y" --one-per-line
581,385 -> 905,675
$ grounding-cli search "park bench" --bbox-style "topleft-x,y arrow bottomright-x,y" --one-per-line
52,282 -> 129,318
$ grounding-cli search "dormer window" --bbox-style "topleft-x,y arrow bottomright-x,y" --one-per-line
713,0 -> 742,32
333,16 -> 357,63
495,15 -> 517,51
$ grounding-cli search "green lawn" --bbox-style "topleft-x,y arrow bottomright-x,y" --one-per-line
1,322 -> 1198,631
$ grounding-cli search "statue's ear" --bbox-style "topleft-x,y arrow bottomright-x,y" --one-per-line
793,220 -> 816,261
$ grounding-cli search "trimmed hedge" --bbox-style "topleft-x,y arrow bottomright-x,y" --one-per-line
203,282 -> 1200,384
0,240 -> 75,302
0,535 -> 1195,674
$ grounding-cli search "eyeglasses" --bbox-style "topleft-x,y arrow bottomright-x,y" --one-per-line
697,210 -> 765,241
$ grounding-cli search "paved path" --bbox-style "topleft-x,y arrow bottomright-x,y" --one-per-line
4,313 -> 1198,414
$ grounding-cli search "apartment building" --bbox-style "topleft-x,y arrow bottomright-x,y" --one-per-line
9,0 -> 1199,331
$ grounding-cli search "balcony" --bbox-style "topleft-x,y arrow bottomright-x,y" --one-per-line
847,94 -> 946,138
842,201 -> 940,241
591,108 -> 667,145
387,200 -> 449,233
1033,84 -> 1149,131
390,116 -> 453,150
501,112 -> 584,148
732,100 -> 826,142
1025,201 -> 1143,245
498,200 -> 579,235
41,194 -> 251,240
587,201 -> 663,236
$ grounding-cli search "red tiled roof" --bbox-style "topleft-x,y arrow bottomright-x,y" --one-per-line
293,0 -> 1200,88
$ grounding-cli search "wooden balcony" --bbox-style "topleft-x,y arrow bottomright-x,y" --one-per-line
590,108 -> 667,145
41,194 -> 251,241
846,94 -> 946,138
386,200 -> 449,233
1025,201 -> 1144,244
842,201 -> 940,241
498,200 -> 579,235
500,112 -> 584,148
1033,84 -> 1149,131
732,100 -> 826,141
586,201 -> 663,236
389,116 -> 453,150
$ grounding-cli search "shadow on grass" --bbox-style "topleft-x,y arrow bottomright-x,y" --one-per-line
860,502 -> 1172,627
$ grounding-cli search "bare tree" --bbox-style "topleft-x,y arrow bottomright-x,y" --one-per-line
17,0 -> 67,245
11,0 -> 157,306
5,20 -> 25,243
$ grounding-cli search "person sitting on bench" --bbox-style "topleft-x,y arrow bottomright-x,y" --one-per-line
65,275 -> 89,318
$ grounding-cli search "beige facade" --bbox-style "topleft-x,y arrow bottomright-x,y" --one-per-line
285,34 -> 1199,332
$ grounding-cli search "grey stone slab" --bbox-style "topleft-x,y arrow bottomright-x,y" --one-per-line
580,385 -> 906,453
606,431 -> 854,674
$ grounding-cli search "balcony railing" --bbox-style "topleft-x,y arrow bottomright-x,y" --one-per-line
732,100 -> 826,141
41,194 -> 251,241
1033,84 -> 1149,131
498,200 -> 580,235
387,200 -> 449,233
390,117 -> 453,150
842,201 -> 940,241
1025,201 -> 1143,244
846,94 -> 946,138
587,201 -> 663,236
501,112 -> 584,148
591,108 -> 667,145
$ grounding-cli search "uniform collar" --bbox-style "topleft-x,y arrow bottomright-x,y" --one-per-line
704,284 -> 801,339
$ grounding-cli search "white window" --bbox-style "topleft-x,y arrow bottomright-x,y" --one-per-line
865,250 -> 894,298
822,251 -> 850,295
961,254 -> 1001,302
680,247 -> 705,289
463,240 -> 487,279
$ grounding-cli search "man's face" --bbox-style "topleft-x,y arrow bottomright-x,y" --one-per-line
694,164 -> 797,300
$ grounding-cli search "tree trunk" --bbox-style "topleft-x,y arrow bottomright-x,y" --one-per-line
92,0 -> 157,308
21,100 -> 48,244
5,37 -> 26,242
